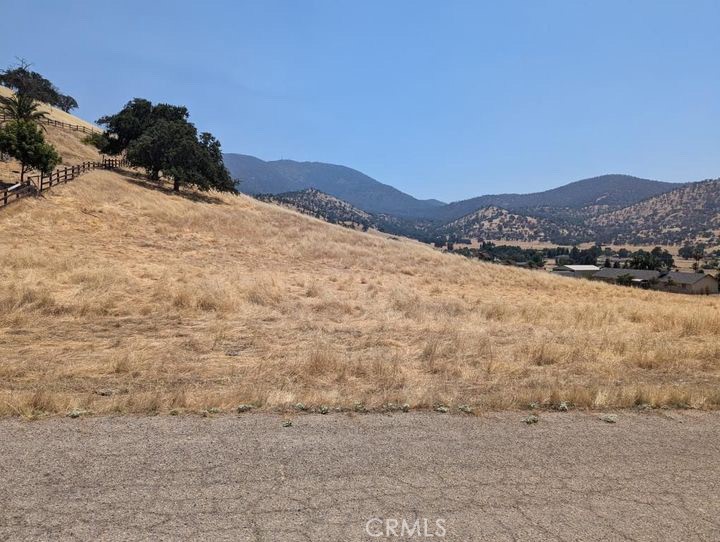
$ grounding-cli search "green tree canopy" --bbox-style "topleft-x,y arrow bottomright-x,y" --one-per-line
0,93 -> 49,124
679,243 -> 705,261
0,60 -> 78,112
0,120 -> 61,183
629,248 -> 674,271
96,99 -> 189,155
100,99 -> 234,193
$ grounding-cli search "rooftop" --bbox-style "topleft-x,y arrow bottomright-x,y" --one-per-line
593,268 -> 661,281
660,272 -> 717,285
561,265 -> 601,272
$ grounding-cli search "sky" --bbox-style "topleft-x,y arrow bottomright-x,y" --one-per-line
1,0 -> 719,202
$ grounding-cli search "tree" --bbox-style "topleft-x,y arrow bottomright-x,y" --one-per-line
0,59 -> 78,111
56,95 -> 78,113
96,98 -> 154,155
126,119 -> 233,192
0,93 -> 49,123
679,244 -> 692,259
193,131 -> 234,192
679,244 -> 704,260
650,246 -> 674,269
96,99 -> 189,155
629,248 -> 674,271
570,246 -> 581,262
100,99 -> 234,193
0,120 -> 61,183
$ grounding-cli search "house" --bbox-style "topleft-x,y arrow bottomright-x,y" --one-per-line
659,272 -> 719,295
591,268 -> 661,287
591,268 -> 719,294
552,264 -> 600,278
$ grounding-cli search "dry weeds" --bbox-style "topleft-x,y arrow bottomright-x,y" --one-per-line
0,86 -> 102,184
1,125 -> 720,416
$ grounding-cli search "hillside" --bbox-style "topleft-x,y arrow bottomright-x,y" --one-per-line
428,174 -> 683,223
0,86 -> 102,185
223,153 -> 713,245
224,153 -> 444,216
442,206 -> 589,243
2,118 -> 720,416
0,86 -> 98,131
428,175 -> 719,246
255,188 -> 373,230
590,179 -> 720,245
1,109 -> 720,416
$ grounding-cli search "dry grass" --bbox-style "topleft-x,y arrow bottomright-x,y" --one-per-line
0,86 -> 98,130
1,121 -> 720,417
0,86 -> 102,184
1,168 -> 720,417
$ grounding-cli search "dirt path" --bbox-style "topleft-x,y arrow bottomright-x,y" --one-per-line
1,411 -> 719,541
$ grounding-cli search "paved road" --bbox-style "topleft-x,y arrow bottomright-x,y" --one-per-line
1,411 -> 719,541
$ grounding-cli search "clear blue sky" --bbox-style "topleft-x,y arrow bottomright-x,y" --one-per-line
2,0 -> 718,202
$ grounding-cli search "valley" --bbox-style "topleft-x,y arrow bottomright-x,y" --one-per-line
2,111 -> 720,418
3,3 -> 720,540
227,155 -> 719,249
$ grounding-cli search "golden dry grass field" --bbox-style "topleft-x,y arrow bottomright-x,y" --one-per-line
0,86 -> 102,185
1,117 -> 720,417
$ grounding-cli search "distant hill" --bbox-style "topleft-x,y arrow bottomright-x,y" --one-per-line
255,188 -> 373,230
442,206 -> 590,244
427,175 -> 683,222
440,179 -> 720,246
224,153 -> 445,217
255,188 -> 439,240
589,179 -> 720,245
224,151 -> 716,245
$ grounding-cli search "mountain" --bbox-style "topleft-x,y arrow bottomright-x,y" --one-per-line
255,188 -> 373,230
223,153 -> 445,217
222,154 -> 298,195
426,175 -> 683,222
589,179 -> 720,245
225,151 -> 716,245
255,188 -> 440,240
441,206 -> 590,243
440,178 -> 720,246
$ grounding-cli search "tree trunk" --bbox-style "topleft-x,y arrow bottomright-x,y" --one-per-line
20,162 -> 25,184
173,178 -> 180,192
150,169 -> 160,181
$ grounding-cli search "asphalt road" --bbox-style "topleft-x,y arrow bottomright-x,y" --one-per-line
1,411 -> 719,541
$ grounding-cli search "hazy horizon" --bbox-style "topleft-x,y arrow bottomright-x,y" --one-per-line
1,0 -> 718,200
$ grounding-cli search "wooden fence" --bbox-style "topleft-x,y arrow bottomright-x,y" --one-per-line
0,113 -> 101,134
1,158 -> 128,210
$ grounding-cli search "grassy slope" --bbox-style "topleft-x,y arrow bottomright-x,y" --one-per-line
0,87 -> 102,183
1,169 -> 720,416
0,116 -> 719,417
0,86 -> 98,131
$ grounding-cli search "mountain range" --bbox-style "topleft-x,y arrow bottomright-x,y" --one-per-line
223,154 -> 444,217
425,174 -> 684,223
225,153 -> 717,247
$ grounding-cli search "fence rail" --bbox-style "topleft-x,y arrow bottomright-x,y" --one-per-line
0,113 -> 101,134
1,158 -> 128,210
